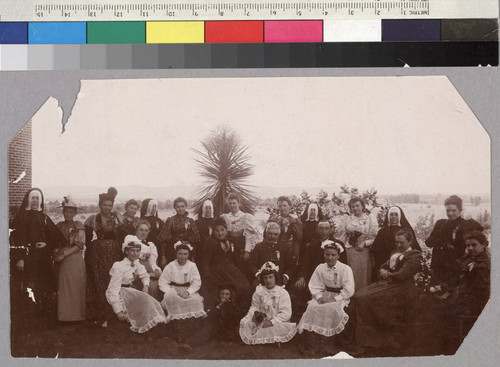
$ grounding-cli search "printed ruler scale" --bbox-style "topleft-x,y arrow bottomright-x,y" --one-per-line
0,0 -> 498,21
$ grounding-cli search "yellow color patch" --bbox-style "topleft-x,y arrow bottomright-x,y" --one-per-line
146,22 -> 205,44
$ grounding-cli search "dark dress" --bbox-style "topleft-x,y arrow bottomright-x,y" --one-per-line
454,251 -> 490,317
201,237 -> 252,308
195,217 -> 216,262
349,249 -> 421,348
122,213 -> 140,237
84,212 -> 125,321
206,300 -> 244,341
426,217 -> 482,284
157,213 -> 201,263
10,210 -> 66,312
371,216 -> 420,270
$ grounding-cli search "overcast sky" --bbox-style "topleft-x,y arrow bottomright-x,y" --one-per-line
31,76 -> 490,196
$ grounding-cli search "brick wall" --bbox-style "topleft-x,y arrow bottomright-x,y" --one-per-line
8,120 -> 32,221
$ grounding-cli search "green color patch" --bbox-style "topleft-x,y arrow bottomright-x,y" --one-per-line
87,22 -> 145,44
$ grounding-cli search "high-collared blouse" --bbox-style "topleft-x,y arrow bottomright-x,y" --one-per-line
220,211 -> 260,252
247,284 -> 292,325
308,261 -> 355,302
106,258 -> 150,313
344,213 -> 378,249
157,214 -> 201,246
158,260 -> 202,295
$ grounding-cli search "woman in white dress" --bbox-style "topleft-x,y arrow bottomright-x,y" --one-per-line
220,193 -> 260,278
105,240 -> 167,333
342,197 -> 378,291
297,240 -> 354,356
159,241 -> 206,351
239,261 -> 297,345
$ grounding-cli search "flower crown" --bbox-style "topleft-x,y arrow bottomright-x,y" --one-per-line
320,240 -> 344,253
256,261 -> 280,277
174,240 -> 194,252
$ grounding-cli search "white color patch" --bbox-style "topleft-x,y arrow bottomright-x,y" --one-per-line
323,20 -> 381,42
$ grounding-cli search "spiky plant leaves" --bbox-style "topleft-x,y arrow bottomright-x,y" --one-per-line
192,126 -> 258,215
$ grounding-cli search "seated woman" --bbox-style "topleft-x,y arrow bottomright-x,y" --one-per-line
297,240 -> 354,355
159,241 -> 206,351
239,262 -> 297,345
201,218 -> 252,308
347,228 -> 421,349
371,206 -> 421,269
105,240 -> 167,333
123,220 -> 162,300
206,283 -> 245,342
454,230 -> 490,319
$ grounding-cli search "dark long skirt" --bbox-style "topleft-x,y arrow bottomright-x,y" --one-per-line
85,239 -> 122,321
204,262 -> 252,309
351,280 -> 416,348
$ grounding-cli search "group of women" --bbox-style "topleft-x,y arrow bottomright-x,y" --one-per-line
9,188 -> 490,356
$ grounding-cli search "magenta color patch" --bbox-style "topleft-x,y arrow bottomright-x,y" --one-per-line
264,21 -> 323,43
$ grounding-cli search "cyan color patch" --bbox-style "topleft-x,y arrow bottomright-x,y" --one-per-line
29,22 -> 86,44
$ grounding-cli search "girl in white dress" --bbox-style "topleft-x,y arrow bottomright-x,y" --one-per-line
105,240 -> 167,333
297,240 -> 354,352
239,262 -> 297,345
159,241 -> 206,351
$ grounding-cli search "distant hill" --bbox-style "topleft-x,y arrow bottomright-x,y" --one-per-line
41,185 -> 490,204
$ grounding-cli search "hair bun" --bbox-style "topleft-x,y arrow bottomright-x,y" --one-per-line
107,187 -> 118,199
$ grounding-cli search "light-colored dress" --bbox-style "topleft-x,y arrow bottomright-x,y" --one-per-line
125,235 -> 162,301
105,258 -> 167,333
297,262 -> 354,336
239,284 -> 297,345
342,213 -> 377,290
56,221 -> 87,321
220,211 -> 260,253
158,260 -> 207,321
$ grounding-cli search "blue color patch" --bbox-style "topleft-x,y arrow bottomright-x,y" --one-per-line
29,22 -> 86,44
382,20 -> 441,42
0,22 -> 28,44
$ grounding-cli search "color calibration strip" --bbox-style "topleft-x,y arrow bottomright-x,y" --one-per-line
0,19 -> 498,69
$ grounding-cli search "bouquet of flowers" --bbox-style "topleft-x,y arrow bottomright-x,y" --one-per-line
414,250 -> 433,292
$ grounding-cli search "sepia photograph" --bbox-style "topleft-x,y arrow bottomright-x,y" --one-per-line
7,76 -> 491,360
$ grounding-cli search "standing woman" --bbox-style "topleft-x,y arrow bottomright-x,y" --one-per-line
426,195 -> 482,284
10,188 -> 66,315
371,206 -> 421,269
84,187 -> 125,324
122,199 -> 140,236
342,197 -> 378,291
140,198 -> 164,263
220,194 -> 260,277
300,203 -> 324,260
54,195 -> 87,322
158,197 -> 201,267
195,200 -> 216,261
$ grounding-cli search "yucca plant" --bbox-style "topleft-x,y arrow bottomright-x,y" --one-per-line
192,126 -> 258,215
